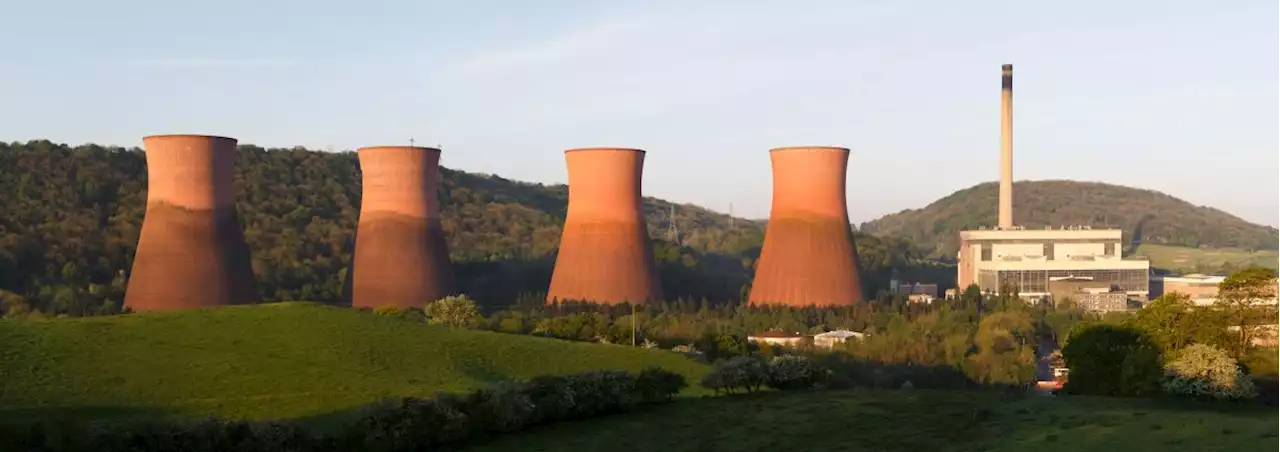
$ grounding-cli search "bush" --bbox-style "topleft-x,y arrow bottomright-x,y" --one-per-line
1162,344 -> 1257,400
371,306 -> 405,317
424,295 -> 482,328
701,356 -> 767,394
1062,324 -> 1163,397
765,355 -> 824,390
636,367 -> 688,402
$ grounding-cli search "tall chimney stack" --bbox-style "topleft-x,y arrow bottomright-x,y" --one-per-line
998,63 -> 1014,229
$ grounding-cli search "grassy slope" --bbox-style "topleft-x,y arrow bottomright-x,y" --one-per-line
1134,244 -> 1278,274
0,303 -> 708,422
470,390 -> 1277,452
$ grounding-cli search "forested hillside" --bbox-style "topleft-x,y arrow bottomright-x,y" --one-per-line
0,140 -> 942,316
861,180 -> 1279,260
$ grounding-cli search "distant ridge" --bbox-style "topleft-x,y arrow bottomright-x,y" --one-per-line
860,180 -> 1279,259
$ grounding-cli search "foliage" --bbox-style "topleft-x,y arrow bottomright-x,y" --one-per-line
424,295 -> 482,328
0,303 -> 708,423
0,140 -> 957,316
860,180 -> 1279,261
636,366 -> 689,402
700,356 -> 768,394
1215,267 -> 1279,359
1127,293 -> 1229,354
0,140 -> 765,315
964,311 -> 1037,385
1161,344 -> 1257,401
371,305 -> 405,317
1061,324 -> 1164,397
764,355 -> 825,390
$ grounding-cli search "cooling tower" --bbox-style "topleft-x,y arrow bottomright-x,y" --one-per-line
546,148 -> 662,305
348,146 -> 456,309
124,134 -> 259,311
998,63 -> 1014,229
749,146 -> 864,307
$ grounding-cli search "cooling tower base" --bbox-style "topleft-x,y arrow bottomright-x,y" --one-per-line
547,220 -> 663,305
124,203 -> 259,311
749,217 -> 863,307
349,213 -> 455,309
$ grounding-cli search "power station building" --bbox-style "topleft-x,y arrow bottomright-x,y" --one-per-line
749,146 -> 864,307
955,65 -> 1151,301
124,134 -> 260,311
348,146 -> 456,309
957,227 -> 1150,300
547,148 -> 663,305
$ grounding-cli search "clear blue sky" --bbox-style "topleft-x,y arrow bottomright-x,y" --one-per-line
2,0 -> 1276,226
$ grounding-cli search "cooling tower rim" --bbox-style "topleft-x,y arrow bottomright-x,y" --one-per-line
357,146 -> 443,154
564,147 -> 646,154
143,134 -> 237,142
769,146 -> 849,153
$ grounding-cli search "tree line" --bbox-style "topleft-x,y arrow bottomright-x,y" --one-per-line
0,140 -> 951,316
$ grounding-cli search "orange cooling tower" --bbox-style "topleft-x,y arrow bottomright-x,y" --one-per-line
348,146 -> 455,309
749,146 -> 864,307
124,135 -> 259,311
547,148 -> 662,305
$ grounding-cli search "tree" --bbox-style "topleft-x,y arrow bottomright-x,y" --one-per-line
1162,344 -> 1256,400
1061,324 -> 1163,397
1129,292 -> 1229,354
425,295 -> 482,328
1215,267 -> 1279,359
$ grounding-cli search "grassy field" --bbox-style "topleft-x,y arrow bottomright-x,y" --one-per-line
0,302 -> 708,424
469,389 -> 1278,452
1134,243 -> 1278,274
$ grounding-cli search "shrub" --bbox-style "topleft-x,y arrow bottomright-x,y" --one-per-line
636,367 -> 687,402
523,374 -> 577,424
701,356 -> 767,394
1062,324 -> 1163,397
424,295 -> 482,328
765,355 -> 824,390
1162,344 -> 1257,400
371,306 -> 405,317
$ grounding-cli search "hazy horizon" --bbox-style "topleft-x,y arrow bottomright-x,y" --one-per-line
3,0 -> 1276,227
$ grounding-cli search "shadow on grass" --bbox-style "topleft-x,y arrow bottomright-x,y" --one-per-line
0,405 -> 174,450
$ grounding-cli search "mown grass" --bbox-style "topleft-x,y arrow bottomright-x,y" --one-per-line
0,302 -> 708,424
469,390 -> 1278,452
1134,243 -> 1278,274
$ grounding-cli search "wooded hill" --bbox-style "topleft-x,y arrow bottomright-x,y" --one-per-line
860,180 -> 1279,261
0,140 -> 940,316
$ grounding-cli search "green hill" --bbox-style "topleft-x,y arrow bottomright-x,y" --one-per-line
0,140 -> 763,314
0,140 -> 935,315
0,302 -> 708,422
861,180 -> 1279,267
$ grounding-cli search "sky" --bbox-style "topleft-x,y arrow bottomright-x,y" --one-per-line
2,0 -> 1277,226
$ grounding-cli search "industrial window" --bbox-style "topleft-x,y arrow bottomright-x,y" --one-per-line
1044,243 -> 1054,260
1104,243 -> 1115,256
981,244 -> 992,261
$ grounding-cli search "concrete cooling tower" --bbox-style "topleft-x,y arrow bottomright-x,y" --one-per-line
749,146 -> 864,307
546,148 -> 663,305
124,134 -> 259,311
347,146 -> 455,309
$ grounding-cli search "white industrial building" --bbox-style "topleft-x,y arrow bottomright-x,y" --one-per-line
954,64 -> 1150,303
957,227 -> 1150,300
